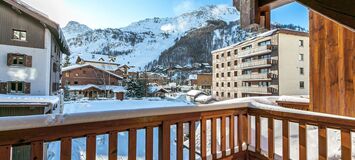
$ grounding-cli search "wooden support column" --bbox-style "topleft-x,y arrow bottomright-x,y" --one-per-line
201,119 -> 207,160
31,141 -> 43,160
177,123 -> 183,160
299,123 -> 307,160
221,116 -> 226,157
146,127 -> 153,160
268,118 -> 274,159
0,145 -> 11,160
86,135 -> 96,160
160,123 -> 170,160
255,116 -> 261,153
129,129 -> 137,160
109,132 -> 118,160
211,118 -> 217,159
229,116 -> 235,154
238,114 -> 248,152
341,129 -> 351,160
318,126 -> 327,160
61,137 -> 72,160
189,121 -> 196,160
282,120 -> 289,160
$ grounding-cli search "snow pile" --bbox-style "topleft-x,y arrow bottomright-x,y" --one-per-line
195,95 -> 214,104
187,90 -> 203,97
277,95 -> 309,103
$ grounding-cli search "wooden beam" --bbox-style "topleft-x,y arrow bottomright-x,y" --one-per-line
299,123 -> 307,160
282,120 -> 289,160
31,141 -> 43,160
268,118 -> 274,159
109,132 -> 118,160
189,121 -> 196,160
61,137 -> 72,160
86,135 -> 96,160
145,127 -> 153,160
341,129 -> 351,160
318,126 -> 327,160
128,129 -> 137,160
0,145 -> 11,160
177,123 -> 183,160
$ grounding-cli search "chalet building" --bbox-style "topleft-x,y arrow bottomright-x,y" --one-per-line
212,29 -> 309,100
62,64 -> 124,99
0,0 -> 69,116
75,53 -> 120,71
139,72 -> 169,85
196,73 -> 213,94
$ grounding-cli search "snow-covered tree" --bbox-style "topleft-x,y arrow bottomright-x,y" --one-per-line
126,79 -> 147,98
63,55 -> 71,67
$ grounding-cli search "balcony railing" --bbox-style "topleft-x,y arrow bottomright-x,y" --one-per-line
239,86 -> 276,94
0,102 -> 354,160
239,59 -> 273,69
238,45 -> 273,58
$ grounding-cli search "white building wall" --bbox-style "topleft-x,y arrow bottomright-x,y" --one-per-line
278,33 -> 309,96
0,29 -> 52,95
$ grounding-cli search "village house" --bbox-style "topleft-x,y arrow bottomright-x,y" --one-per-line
139,72 -> 169,85
212,29 -> 309,100
0,0 -> 69,116
62,64 -> 125,100
196,73 -> 213,94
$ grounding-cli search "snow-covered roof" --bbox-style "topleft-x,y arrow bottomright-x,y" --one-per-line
148,86 -> 168,94
187,90 -> 204,97
77,53 -> 119,64
188,74 -> 198,80
0,94 -> 59,105
277,95 -> 309,103
68,85 -> 126,93
62,64 -> 123,79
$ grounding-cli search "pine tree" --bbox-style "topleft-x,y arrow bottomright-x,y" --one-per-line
126,79 -> 145,98
63,55 -> 71,67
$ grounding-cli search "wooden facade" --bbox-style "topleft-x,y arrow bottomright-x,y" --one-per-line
309,11 -> 355,117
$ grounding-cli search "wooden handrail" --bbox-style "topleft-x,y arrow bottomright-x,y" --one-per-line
0,102 -> 355,160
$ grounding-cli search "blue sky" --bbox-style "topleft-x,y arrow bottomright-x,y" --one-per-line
22,0 -> 309,29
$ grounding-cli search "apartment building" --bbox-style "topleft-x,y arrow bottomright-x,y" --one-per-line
0,0 -> 70,116
212,29 -> 309,100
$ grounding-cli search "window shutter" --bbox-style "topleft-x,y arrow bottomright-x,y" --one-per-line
7,53 -> 14,66
0,82 -> 7,94
24,82 -> 31,94
25,55 -> 32,67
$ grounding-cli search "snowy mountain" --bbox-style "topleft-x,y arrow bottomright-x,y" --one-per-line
62,5 -> 241,71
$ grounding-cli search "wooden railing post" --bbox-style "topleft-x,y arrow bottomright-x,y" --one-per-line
109,132 -> 118,160
86,134 -> 96,160
268,118 -> 274,159
189,121 -> 196,160
31,141 -> 43,160
255,116 -> 261,153
221,116 -> 226,157
201,119 -> 207,160
341,129 -> 351,160
177,122 -> 183,160
299,123 -> 307,160
61,137 -> 72,160
282,120 -> 289,160
238,114 -> 248,152
145,127 -> 153,160
160,122 -> 170,160
211,118 -> 217,159
0,145 -> 11,160
128,129 -> 137,160
318,126 -> 327,160
229,116 -> 235,154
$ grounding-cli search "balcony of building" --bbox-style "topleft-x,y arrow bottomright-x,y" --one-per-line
238,59 -> 277,70
239,86 -> 277,95
238,73 -> 277,81
238,45 -> 273,58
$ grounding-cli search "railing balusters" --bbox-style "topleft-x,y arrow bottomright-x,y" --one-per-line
177,122 -> 183,160
61,137 -> 72,160
145,127 -> 153,160
282,120 -> 289,160
160,123 -> 170,160
299,122 -> 307,160
189,121 -> 196,160
229,115 -> 235,154
318,126 -> 327,160
109,131 -> 118,160
221,116 -> 226,157
31,141 -> 43,160
255,115 -> 261,153
238,114 -> 248,152
268,118 -> 274,159
211,118 -> 217,159
201,119 -> 207,160
86,134 -> 96,160
341,129 -> 351,160
0,145 -> 11,160
129,129 -> 137,160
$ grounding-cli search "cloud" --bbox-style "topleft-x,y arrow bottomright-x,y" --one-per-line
173,0 -> 195,15
20,0 -> 75,27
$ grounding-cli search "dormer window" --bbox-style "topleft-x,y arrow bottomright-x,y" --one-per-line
98,58 -> 105,62
13,30 -> 27,41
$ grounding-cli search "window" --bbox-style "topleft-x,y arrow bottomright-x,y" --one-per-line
74,81 -> 79,85
300,81 -> 305,89
221,92 -> 224,97
216,64 -> 219,68
221,53 -> 224,57
12,55 -> 25,65
221,82 -> 224,87
234,60 -> 238,66
258,40 -> 271,46
65,73 -> 70,77
227,82 -> 230,87
299,40 -> 304,47
227,72 -> 231,77
227,92 -> 231,98
300,67 -> 304,75
234,82 -> 238,87
216,82 -> 219,87
234,93 -> 238,98
13,30 -> 27,41
227,52 -> 231,57
242,45 -> 252,50
234,71 -> 238,77
75,73 -> 79,77
216,55 -> 219,59
234,49 -> 238,55
299,54 -> 304,61
216,73 -> 219,78
259,68 -> 270,74
221,63 -> 224,68
83,70 -> 87,74
9,81 -> 24,93
216,92 -> 219,96
227,62 -> 231,67
221,73 -> 224,77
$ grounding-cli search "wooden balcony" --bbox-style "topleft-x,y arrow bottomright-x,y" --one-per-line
0,102 -> 354,160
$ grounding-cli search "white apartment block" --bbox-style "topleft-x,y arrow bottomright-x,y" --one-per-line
212,29 -> 309,100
